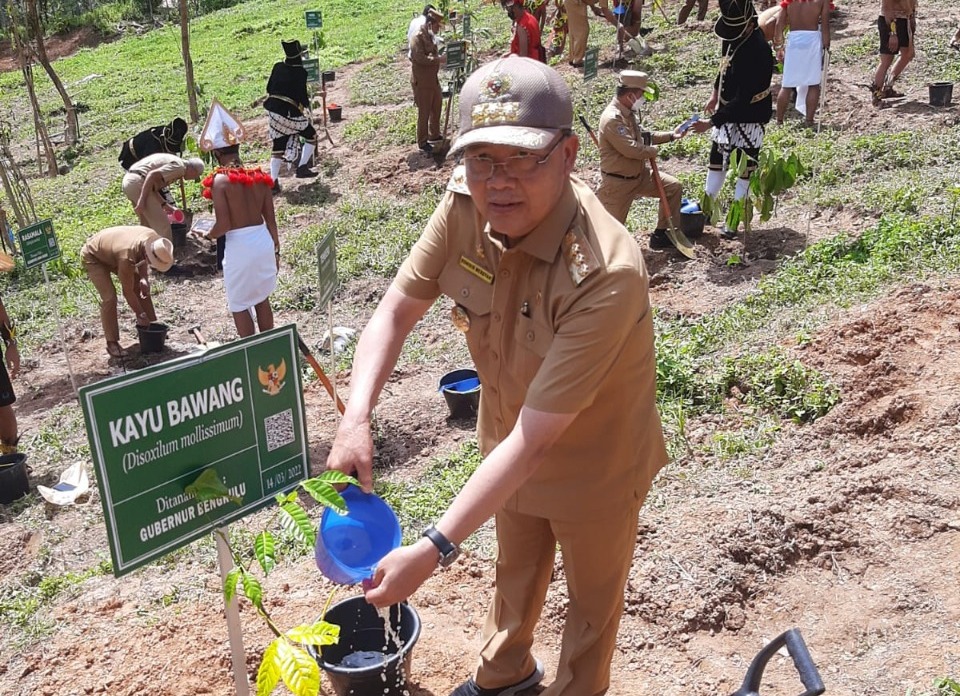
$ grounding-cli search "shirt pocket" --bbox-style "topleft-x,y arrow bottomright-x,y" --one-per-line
438,264 -> 494,352
512,313 -> 554,383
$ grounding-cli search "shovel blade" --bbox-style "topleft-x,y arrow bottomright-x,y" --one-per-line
665,224 -> 696,259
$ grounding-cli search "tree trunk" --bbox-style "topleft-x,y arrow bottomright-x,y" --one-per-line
179,0 -> 199,123
10,17 -> 58,179
26,0 -> 78,146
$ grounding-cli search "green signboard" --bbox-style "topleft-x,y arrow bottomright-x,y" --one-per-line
316,230 -> 338,307
17,219 -> 60,269
445,40 -> 465,70
80,325 -> 310,577
583,47 -> 599,81
304,57 -> 320,83
305,9 -> 323,28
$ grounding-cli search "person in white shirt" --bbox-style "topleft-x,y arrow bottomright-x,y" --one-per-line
408,4 -> 437,58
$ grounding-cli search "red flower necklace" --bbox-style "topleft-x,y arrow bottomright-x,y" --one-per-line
201,166 -> 274,199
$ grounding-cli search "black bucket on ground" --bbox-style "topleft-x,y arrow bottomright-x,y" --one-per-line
679,198 -> 705,238
137,322 -> 168,353
316,597 -> 421,696
439,368 -> 481,419
322,70 -> 336,83
929,82 -> 953,107
0,453 -> 29,504
171,222 -> 188,249
328,105 -> 343,122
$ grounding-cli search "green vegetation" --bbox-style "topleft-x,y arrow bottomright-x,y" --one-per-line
378,441 -> 482,545
0,561 -> 112,641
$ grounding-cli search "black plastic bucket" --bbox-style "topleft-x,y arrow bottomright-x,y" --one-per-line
929,82 -> 953,107
439,368 -> 481,419
316,597 -> 421,696
137,322 -> 168,353
0,453 -> 29,504
171,222 -> 188,249
328,105 -> 343,122
322,70 -> 336,83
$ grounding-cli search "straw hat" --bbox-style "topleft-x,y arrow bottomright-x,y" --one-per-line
145,235 -> 174,272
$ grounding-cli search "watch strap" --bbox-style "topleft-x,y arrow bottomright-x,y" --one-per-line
422,525 -> 459,567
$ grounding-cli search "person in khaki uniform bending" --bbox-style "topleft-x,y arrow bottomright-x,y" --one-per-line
597,70 -> 685,250
325,56 -> 667,696
80,225 -> 174,358
410,8 -> 446,154
121,153 -> 204,242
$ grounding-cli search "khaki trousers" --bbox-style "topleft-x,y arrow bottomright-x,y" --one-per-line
82,255 -> 122,342
597,170 -> 682,230
412,75 -> 442,146
121,173 -> 172,241
475,498 -> 643,695
565,0 -> 589,64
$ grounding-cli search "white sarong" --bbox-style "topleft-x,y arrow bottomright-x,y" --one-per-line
222,223 -> 277,313
782,30 -> 823,117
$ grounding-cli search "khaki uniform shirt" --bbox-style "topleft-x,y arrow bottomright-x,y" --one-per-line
410,25 -> 441,85
395,178 -> 667,520
880,0 -> 916,18
127,153 -> 187,186
598,97 -> 674,179
80,225 -> 154,291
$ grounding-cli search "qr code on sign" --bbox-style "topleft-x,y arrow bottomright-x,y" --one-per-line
264,409 -> 295,452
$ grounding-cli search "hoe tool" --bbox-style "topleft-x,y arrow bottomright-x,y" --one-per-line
297,335 -> 345,415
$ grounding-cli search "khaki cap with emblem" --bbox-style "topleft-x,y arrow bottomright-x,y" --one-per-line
449,56 -> 573,156
618,70 -> 656,98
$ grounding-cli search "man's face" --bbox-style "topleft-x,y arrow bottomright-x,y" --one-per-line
465,133 -> 579,240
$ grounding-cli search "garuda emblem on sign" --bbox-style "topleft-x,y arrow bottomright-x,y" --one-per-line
258,359 -> 287,396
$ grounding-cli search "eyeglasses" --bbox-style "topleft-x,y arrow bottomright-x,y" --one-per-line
464,135 -> 567,180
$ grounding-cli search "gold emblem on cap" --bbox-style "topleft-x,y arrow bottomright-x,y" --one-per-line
451,305 -> 471,333
472,102 -> 520,127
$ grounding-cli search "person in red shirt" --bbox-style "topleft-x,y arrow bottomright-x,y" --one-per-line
503,0 -> 545,61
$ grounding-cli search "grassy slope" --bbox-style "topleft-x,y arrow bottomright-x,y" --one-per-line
0,0 -> 959,589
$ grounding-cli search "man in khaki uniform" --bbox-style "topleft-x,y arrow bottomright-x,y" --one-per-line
597,70 -> 684,250
326,56 -> 667,696
564,0 -> 593,66
410,8 -> 446,154
121,153 -> 204,241
80,225 -> 174,358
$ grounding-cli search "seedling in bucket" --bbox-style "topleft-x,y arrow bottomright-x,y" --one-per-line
186,467 -> 359,696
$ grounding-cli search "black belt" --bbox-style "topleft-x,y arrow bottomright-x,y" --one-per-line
601,171 -> 641,180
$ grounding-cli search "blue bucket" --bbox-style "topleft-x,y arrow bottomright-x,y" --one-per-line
315,486 -> 401,585
439,368 -> 481,419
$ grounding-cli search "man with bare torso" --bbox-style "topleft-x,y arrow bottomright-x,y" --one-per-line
198,102 -> 280,338
774,0 -> 830,126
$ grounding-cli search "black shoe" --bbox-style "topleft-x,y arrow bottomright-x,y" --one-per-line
419,142 -> 433,154
295,165 -> 318,178
449,661 -> 544,696
271,179 -> 282,195
638,26 -> 654,36
649,229 -> 672,249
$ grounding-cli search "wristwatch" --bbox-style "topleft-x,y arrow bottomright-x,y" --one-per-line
422,525 -> 460,567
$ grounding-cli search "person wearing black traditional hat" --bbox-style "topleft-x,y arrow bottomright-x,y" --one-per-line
597,70 -> 686,250
691,0 -> 774,239
118,118 -> 189,170
265,39 -> 319,190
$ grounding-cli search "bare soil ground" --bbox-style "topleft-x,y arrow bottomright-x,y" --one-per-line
2,1 -> 960,695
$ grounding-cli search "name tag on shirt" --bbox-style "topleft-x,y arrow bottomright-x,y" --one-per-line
459,255 -> 493,284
